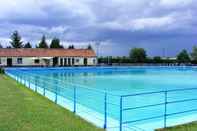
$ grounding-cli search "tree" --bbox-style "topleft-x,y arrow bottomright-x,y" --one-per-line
87,44 -> 93,50
177,49 -> 190,63
6,46 -> 12,48
37,35 -> 48,48
129,48 -> 147,63
153,56 -> 162,63
50,38 -> 63,48
10,31 -> 23,48
191,46 -> 197,62
68,45 -> 75,49
24,42 -> 32,48
0,43 -> 3,48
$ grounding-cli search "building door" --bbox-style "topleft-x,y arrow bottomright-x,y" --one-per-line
72,58 -> 75,66
53,57 -> 58,66
7,58 -> 12,67
84,58 -> 87,66
68,58 -> 71,66
60,58 -> 63,66
64,58 -> 67,66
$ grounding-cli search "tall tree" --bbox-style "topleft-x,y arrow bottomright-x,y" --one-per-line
24,42 -> 32,48
153,56 -> 162,63
10,31 -> 23,48
87,44 -> 93,50
6,46 -> 12,48
191,46 -> 197,62
0,43 -> 3,48
50,38 -> 63,48
37,35 -> 48,48
177,49 -> 190,63
68,45 -> 75,49
129,48 -> 147,63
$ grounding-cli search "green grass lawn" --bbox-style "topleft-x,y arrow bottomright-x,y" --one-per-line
156,122 -> 197,131
0,74 -> 104,131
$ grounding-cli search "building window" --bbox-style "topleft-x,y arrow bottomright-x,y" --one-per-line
64,58 -> 67,66
72,58 -> 75,65
75,59 -> 80,63
93,59 -> 96,64
60,58 -> 63,66
17,58 -> 23,64
34,59 -> 40,64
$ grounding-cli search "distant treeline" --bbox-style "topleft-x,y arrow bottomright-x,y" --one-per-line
0,30 -> 93,50
1,31 -> 197,64
99,47 -> 197,64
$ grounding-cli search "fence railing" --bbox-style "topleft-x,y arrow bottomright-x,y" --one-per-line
119,88 -> 197,131
5,69 -> 197,131
6,69 -> 121,130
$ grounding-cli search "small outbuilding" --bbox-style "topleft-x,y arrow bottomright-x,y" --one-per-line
0,48 -> 97,67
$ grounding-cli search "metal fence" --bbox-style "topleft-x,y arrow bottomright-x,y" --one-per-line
5,69 -> 197,131
120,88 -> 197,131
6,69 -> 119,130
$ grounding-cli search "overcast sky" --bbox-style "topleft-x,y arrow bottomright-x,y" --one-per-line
0,0 -> 197,56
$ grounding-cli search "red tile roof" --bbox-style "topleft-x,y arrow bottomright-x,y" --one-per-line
0,48 -> 96,57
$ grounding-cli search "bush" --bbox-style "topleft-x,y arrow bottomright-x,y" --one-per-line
153,56 -> 163,63
129,48 -> 147,63
0,68 -> 5,74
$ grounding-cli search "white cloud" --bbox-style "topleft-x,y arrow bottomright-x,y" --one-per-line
132,16 -> 174,30
98,15 -> 175,31
0,0 -> 47,19
159,0 -> 193,8
98,9 -> 195,31
0,0 -> 196,56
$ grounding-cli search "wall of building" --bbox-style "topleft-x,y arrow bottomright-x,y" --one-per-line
0,57 -> 52,67
87,57 -> 97,65
0,57 -> 97,67
12,57 -> 34,66
74,57 -> 85,66
0,57 -> 7,66
58,57 -> 97,66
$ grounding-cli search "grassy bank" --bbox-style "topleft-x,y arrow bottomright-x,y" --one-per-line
156,122 -> 197,131
0,75 -> 103,131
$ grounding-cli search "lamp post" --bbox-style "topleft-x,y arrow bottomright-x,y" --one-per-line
95,41 -> 101,57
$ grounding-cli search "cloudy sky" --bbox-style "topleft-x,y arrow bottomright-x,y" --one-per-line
0,0 -> 197,56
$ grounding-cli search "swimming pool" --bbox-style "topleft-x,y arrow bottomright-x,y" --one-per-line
5,66 -> 197,131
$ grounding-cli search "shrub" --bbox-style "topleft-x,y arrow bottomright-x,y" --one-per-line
129,48 -> 147,63
153,56 -> 163,63
0,68 -> 5,74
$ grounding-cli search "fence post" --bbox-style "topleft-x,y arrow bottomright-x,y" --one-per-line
22,75 -> 24,85
23,76 -> 25,85
120,96 -> 123,131
16,75 -> 18,82
104,92 -> 107,129
29,79 -> 30,88
43,82 -> 46,96
164,91 -> 167,128
20,75 -> 22,83
22,77 -> 25,86
55,84 -> 58,104
28,77 -> 31,88
35,78 -> 37,92
73,86 -> 76,113
25,78 -> 27,86
25,76 -> 26,85
19,75 -> 21,83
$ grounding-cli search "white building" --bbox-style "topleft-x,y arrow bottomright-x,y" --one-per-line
0,48 -> 97,67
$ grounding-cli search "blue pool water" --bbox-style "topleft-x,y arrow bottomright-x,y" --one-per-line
5,66 -> 197,131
